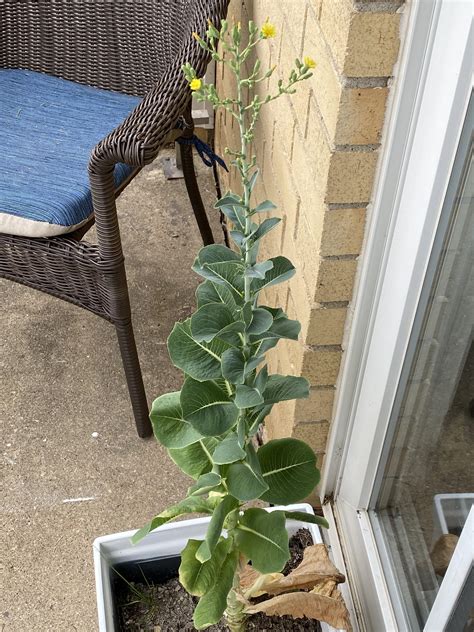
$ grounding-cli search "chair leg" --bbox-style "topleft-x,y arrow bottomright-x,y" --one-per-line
179,114 -> 215,246
115,320 -> 152,438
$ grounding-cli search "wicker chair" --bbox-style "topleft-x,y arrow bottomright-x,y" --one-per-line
0,0 -> 230,438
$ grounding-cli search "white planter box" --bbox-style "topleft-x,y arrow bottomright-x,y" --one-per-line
93,502 -> 335,632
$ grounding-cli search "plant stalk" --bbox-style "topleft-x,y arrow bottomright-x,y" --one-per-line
225,569 -> 247,632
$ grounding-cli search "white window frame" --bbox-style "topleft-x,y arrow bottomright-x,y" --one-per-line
319,0 -> 473,630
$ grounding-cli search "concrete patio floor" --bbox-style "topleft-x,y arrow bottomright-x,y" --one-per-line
0,150 -> 223,631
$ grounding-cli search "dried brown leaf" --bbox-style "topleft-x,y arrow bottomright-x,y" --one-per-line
239,566 -> 284,598
244,589 -> 352,631
244,544 -> 345,595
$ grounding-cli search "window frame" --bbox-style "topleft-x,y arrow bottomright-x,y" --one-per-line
319,1 -> 473,629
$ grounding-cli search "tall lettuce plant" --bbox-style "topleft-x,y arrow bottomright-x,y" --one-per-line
133,18 -> 328,631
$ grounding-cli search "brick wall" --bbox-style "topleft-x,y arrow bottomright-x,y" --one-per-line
215,0 -> 404,474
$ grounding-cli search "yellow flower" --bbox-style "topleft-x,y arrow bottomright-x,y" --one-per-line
304,56 -> 317,69
190,78 -> 202,91
261,21 -> 276,39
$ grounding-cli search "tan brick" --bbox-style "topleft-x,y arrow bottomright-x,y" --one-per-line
302,348 -> 342,385
320,0 -> 401,77
287,284 -> 313,340
315,258 -> 358,302
281,0 -> 308,57
336,86 -> 389,145
303,8 -> 344,143
321,207 -> 366,256
295,387 -> 335,421
267,398 -> 297,439
305,96 -> 332,185
326,150 -> 378,203
310,0 -> 323,20
307,305 -> 348,345
293,421 -> 330,452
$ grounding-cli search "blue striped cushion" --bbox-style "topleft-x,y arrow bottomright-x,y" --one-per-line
0,70 -> 141,237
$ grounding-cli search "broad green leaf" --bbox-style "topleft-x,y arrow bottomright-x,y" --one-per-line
190,303 -> 234,342
218,206 -> 245,231
255,366 -> 269,393
168,319 -> 229,381
234,508 -> 290,574
181,378 -> 239,436
247,308 -> 273,335
188,472 -> 222,496
245,260 -> 274,279
248,404 -> 273,436
131,496 -> 220,544
193,549 -> 239,629
197,261 -> 245,298
212,433 -> 246,464
249,217 -> 281,243
168,438 -> 217,479
150,392 -> 202,449
230,230 -> 245,246
263,375 -> 310,405
221,348 -> 263,384
179,537 -> 230,597
252,199 -> 277,214
258,438 -> 320,504
195,244 -> 241,265
234,384 -> 264,409
284,511 -> 329,530
196,280 -> 238,311
196,495 -> 239,562
226,444 -> 268,501
215,193 -> 245,209
253,256 -> 295,292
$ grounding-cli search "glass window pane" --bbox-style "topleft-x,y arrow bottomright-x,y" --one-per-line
371,109 -> 474,629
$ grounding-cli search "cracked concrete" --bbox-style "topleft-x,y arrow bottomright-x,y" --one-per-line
0,149 -> 223,631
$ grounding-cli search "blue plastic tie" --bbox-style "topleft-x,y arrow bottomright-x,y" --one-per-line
176,134 -> 229,172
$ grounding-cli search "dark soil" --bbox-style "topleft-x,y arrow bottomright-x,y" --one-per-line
118,529 -> 321,631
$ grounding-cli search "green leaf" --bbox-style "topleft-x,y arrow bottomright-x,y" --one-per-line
234,508 -> 290,573
247,307 -> 273,335
179,537 -> 230,597
150,392 -> 202,449
221,348 -> 263,384
234,384 -> 264,409
196,495 -> 239,562
215,193 -> 245,209
168,438 -> 217,479
284,511 -> 329,530
190,303 -> 235,342
253,256 -> 295,292
247,169 -> 259,192
226,444 -> 268,501
195,244 -> 241,265
263,375 -> 310,405
258,438 -> 320,504
212,433 -> 246,464
181,378 -> 239,436
249,217 -> 281,243
131,496 -> 220,544
255,366 -> 269,393
196,280 -> 238,311
245,260 -> 274,279
168,319 -> 229,381
230,230 -> 245,246
197,261 -> 245,298
188,472 -> 222,496
252,199 -> 277,214
193,549 -> 239,629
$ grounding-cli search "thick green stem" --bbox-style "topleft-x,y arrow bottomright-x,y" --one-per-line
225,570 -> 247,632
